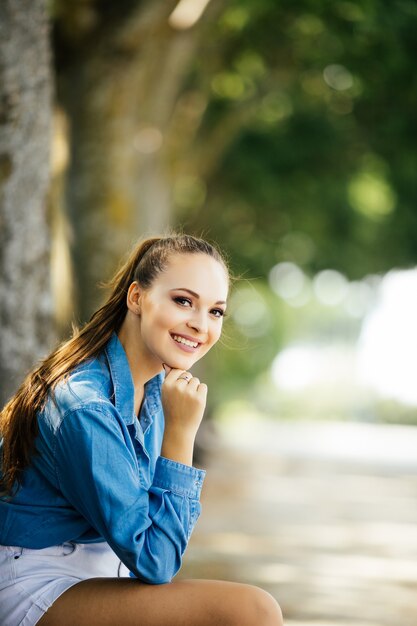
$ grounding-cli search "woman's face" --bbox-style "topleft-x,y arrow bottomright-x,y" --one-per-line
137,253 -> 229,371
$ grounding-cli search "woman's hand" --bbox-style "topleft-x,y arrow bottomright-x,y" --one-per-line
160,364 -> 208,466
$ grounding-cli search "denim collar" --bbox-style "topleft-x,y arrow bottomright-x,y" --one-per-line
104,333 -> 163,426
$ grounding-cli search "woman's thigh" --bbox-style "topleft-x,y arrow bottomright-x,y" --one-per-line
38,578 -> 283,626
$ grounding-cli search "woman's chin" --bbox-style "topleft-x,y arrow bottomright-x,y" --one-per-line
163,355 -> 197,371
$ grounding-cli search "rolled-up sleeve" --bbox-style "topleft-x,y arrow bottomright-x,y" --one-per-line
54,403 -> 205,584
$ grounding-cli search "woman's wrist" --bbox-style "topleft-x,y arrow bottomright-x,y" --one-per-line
161,429 -> 196,466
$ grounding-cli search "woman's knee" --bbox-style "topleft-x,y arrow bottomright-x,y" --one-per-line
231,583 -> 283,626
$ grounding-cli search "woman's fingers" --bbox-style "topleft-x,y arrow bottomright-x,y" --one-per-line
178,372 -> 193,383
184,376 -> 199,390
163,368 -> 190,383
197,383 -> 208,398
163,369 -> 203,386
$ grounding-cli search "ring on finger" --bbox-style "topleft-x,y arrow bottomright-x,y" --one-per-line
178,373 -> 192,382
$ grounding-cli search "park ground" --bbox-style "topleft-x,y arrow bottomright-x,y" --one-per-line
179,417 -> 417,626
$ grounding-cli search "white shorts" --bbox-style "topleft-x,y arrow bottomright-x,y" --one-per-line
0,542 -> 130,626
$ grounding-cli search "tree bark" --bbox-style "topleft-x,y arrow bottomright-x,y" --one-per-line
56,1 -> 201,321
0,0 -> 53,405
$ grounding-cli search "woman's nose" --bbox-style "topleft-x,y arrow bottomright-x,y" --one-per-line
187,312 -> 208,334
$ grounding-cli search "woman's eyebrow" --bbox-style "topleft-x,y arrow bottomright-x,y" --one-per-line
171,287 -> 227,306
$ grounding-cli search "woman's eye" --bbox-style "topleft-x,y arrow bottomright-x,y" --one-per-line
173,297 -> 225,318
173,296 -> 192,307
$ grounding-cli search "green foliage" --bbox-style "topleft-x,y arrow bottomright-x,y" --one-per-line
181,0 -> 417,281
175,0 -> 417,408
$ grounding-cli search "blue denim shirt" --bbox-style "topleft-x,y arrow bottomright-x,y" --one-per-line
0,333 -> 206,584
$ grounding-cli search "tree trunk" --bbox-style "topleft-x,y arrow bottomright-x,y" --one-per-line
0,0 -> 53,406
56,3 -> 200,321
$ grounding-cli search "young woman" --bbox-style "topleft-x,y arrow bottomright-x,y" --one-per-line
0,234 -> 283,626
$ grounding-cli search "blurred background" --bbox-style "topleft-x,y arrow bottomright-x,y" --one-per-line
2,0 -> 417,624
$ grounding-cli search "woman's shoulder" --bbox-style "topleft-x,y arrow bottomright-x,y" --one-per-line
41,353 -> 114,428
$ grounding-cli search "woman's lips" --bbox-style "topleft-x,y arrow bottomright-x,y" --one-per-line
170,334 -> 199,353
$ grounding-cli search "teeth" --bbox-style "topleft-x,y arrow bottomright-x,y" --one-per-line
172,334 -> 198,348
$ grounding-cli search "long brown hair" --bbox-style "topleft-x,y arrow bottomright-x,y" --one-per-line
0,233 -> 229,496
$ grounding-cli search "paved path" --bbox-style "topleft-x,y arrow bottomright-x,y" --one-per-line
178,419 -> 417,626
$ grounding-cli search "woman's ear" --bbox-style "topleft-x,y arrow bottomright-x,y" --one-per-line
126,281 -> 142,315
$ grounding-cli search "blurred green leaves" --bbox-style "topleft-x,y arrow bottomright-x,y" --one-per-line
176,0 -> 417,408
183,0 -> 417,281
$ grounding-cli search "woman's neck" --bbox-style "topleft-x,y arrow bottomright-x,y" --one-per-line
117,313 -> 162,399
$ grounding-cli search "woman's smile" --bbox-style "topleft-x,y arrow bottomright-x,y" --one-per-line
170,333 -> 202,353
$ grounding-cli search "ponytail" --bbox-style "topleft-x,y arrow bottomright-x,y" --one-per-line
0,237 -> 160,496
